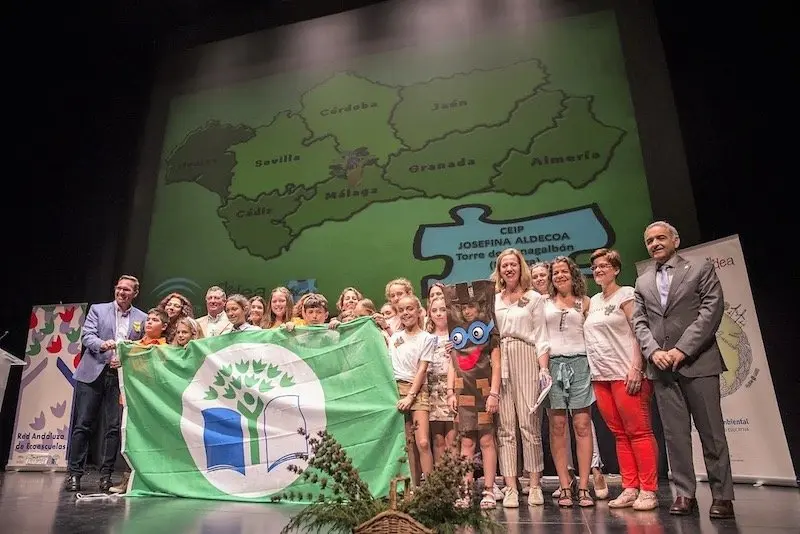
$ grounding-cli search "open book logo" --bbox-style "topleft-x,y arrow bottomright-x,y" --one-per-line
180,342 -> 327,497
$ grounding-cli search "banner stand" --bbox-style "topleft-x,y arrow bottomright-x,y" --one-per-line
7,304 -> 87,471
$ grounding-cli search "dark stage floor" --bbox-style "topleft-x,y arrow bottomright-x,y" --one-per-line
0,471 -> 797,533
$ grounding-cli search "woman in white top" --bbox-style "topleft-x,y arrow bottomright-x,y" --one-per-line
493,248 -> 550,508
584,249 -> 658,511
532,262 -> 608,502
544,257 -> 596,507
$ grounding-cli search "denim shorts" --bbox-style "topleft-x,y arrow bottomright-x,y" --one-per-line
548,355 -> 594,410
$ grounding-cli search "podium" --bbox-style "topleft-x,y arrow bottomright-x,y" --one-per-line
0,348 -> 26,413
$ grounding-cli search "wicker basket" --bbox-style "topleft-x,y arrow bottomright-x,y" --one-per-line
353,477 -> 434,534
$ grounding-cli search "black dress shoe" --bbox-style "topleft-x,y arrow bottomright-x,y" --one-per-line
65,474 -> 81,492
709,499 -> 735,519
99,475 -> 113,492
669,496 -> 697,515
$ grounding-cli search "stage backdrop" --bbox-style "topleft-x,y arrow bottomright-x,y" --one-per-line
7,304 -> 87,470
138,7 -> 658,310
636,236 -> 796,486
119,318 -> 407,502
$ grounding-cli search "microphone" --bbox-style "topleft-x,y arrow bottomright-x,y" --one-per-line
0,330 -> 8,343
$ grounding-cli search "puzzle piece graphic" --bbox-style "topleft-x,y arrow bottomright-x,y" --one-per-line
284,279 -> 317,301
414,204 -> 613,289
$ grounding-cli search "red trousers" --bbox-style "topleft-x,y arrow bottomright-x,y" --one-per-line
593,380 -> 658,491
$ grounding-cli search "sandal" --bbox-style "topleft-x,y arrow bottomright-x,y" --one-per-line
577,488 -> 595,508
480,490 -> 496,509
557,487 -> 574,507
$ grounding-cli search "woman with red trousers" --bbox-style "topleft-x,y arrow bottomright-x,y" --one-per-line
583,249 -> 659,511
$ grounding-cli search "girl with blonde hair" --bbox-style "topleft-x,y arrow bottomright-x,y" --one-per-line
384,278 -> 415,334
173,316 -> 203,347
263,287 -> 294,328
390,294 -> 436,485
336,287 -> 364,318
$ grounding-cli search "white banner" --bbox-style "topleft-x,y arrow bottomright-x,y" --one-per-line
7,304 -> 87,470
637,236 -> 796,486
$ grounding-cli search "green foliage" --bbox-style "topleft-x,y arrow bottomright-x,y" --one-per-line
207,359 -> 295,407
397,435 -> 504,534
279,430 -> 504,534
280,429 -> 384,533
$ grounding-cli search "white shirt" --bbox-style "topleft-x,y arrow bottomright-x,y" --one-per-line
199,312 -> 231,336
584,286 -> 637,380
389,329 -> 437,383
114,302 -> 131,342
233,323 -> 261,331
544,299 -> 586,357
494,290 -> 550,357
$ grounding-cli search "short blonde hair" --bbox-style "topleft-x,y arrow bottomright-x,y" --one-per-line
175,316 -> 203,340
385,278 -> 414,300
336,287 -> 364,312
493,248 -> 532,292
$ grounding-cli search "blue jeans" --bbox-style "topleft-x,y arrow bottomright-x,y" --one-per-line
67,370 -> 120,475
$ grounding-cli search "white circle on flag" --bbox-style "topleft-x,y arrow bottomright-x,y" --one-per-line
180,342 -> 326,498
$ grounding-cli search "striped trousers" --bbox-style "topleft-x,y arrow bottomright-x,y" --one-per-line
497,338 -> 544,477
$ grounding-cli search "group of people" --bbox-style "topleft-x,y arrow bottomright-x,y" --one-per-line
62,220 -> 735,520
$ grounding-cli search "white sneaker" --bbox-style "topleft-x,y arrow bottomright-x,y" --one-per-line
608,488 -> 639,508
502,487 -> 520,508
527,486 -> 544,506
492,484 -> 504,501
552,487 -> 562,498
632,490 -> 658,511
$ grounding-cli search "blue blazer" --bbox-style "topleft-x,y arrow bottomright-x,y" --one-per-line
74,302 -> 147,384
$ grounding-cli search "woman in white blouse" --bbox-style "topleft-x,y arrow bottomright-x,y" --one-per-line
583,249 -> 658,511
493,248 -> 550,508
544,256 -> 597,507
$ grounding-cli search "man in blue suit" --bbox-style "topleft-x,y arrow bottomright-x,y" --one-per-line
65,275 -> 147,492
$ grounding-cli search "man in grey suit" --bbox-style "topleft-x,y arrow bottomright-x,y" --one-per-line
65,275 -> 147,492
633,221 -> 734,519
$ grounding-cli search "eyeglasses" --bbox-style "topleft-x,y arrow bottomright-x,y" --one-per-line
590,263 -> 613,272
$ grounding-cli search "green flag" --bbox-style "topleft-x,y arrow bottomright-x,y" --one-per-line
118,317 -> 408,502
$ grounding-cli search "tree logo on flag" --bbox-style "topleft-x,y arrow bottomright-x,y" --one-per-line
180,342 -> 326,497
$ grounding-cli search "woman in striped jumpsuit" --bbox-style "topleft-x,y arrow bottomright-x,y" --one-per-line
493,248 -> 551,508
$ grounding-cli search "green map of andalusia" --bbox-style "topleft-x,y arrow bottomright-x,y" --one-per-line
164,59 -> 625,261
